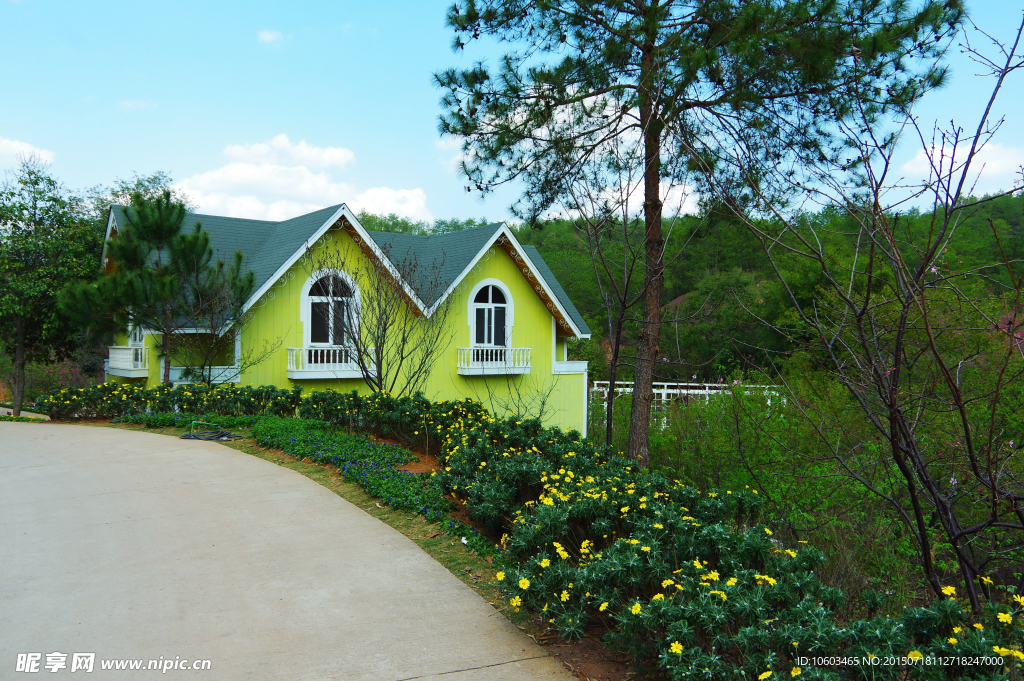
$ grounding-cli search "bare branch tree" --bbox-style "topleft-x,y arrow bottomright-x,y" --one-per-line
697,15 -> 1024,612
303,236 -> 456,398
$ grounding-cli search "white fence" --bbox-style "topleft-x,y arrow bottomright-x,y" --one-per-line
592,381 -> 782,409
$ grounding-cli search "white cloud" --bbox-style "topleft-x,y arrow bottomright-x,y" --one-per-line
224,134 -> 354,170
901,142 -> 1024,195
435,137 -> 467,174
0,135 -> 55,166
176,135 -> 432,222
119,100 -> 156,110
258,30 -> 283,44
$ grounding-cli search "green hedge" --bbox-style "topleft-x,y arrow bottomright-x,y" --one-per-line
35,383 -> 1024,678
37,382 -> 301,419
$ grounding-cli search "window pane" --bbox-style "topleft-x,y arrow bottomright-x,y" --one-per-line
331,301 -> 346,345
491,287 -> 506,304
334,278 -> 353,297
494,307 -> 506,346
474,287 -> 489,303
475,308 -> 486,344
311,302 -> 329,343
310,277 -> 331,297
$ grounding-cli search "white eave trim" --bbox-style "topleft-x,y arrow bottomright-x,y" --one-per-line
425,224 -> 589,339
242,204 -> 430,315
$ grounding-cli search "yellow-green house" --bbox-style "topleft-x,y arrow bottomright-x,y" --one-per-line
101,204 -> 592,434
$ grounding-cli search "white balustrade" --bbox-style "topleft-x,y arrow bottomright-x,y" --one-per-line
287,347 -> 368,379
457,347 -> 531,375
107,346 -> 148,371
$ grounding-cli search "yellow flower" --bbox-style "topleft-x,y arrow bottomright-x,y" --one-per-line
981,576 -> 994,585
941,585 -> 956,597
1014,595 -> 1024,606
509,596 -> 522,607
641,546 -> 651,552
599,602 -> 608,611
539,558 -> 550,568
998,613 -> 1013,625
620,506 -> 629,513
948,637 -> 958,645
652,593 -> 665,601
953,626 -> 962,634
670,641 -> 683,654
662,579 -> 674,588
631,603 -> 642,615
709,590 -> 727,601
560,590 -> 570,602
759,672 -> 772,680
764,528 -> 773,536
790,668 -> 801,677
727,578 -> 738,586
653,523 -> 664,529
973,623 -> 984,630
494,571 -> 505,581
693,559 -> 702,569
907,651 -> 923,660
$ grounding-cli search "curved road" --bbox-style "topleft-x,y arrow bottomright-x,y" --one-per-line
0,423 -> 570,680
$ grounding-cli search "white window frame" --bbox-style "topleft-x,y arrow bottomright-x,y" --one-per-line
467,279 -> 514,349
300,269 -> 360,348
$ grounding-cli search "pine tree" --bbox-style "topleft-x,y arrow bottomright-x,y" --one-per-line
64,191 -> 219,383
436,0 -> 963,465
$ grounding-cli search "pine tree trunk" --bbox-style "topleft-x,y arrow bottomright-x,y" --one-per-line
163,307 -> 172,384
12,315 -> 27,417
626,34 -> 664,469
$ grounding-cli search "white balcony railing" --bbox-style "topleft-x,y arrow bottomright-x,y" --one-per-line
287,346 -> 367,379
106,346 -> 149,378
457,347 -> 531,375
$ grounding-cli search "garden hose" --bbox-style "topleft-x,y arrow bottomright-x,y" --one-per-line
179,420 -> 243,441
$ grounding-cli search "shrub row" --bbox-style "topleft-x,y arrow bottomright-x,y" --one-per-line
37,382 -> 302,419
36,384 -> 1024,677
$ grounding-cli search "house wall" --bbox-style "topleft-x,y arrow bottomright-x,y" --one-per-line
107,225 -> 589,434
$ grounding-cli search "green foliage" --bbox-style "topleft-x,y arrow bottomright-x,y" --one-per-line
111,412 -> 263,430
0,158 -> 101,413
356,210 -> 491,236
36,382 -> 301,419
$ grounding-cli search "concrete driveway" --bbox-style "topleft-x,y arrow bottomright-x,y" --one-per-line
0,423 -> 571,680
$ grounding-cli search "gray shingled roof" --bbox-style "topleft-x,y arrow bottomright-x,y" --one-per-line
108,205 -> 590,336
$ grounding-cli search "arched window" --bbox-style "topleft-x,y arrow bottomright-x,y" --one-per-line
473,285 -> 507,347
471,284 -> 512,363
308,274 -> 353,346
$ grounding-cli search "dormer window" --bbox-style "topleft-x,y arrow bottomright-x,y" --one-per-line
309,274 -> 353,346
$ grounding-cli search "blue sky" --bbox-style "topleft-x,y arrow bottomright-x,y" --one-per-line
1,1 -> 1021,224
